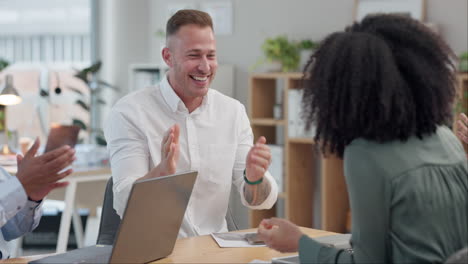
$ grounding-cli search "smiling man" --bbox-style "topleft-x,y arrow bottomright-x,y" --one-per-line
104,9 -> 278,237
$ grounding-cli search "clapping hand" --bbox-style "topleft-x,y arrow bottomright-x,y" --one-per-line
16,138 -> 75,201
158,124 -> 180,176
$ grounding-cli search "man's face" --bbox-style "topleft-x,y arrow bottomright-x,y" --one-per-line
163,24 -> 217,100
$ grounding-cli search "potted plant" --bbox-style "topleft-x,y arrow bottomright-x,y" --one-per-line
40,61 -> 118,145
70,61 -> 118,145
297,39 -> 319,71
252,35 -> 300,72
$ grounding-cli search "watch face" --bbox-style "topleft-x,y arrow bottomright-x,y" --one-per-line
44,125 -> 80,152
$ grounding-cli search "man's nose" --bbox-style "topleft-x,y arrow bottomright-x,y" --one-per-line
198,57 -> 210,72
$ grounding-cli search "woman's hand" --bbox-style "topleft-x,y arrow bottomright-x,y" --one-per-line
457,113 -> 468,144
257,217 -> 304,253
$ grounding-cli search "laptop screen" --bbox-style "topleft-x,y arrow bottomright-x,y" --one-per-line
110,171 -> 198,263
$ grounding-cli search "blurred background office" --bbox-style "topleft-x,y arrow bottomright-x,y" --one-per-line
0,0 -> 467,257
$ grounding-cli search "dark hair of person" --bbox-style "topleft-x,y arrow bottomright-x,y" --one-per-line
302,14 -> 457,157
166,9 -> 213,38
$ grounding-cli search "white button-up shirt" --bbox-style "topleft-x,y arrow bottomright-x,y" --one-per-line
104,76 -> 278,237
0,167 -> 42,259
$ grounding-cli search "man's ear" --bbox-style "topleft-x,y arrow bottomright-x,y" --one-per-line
162,47 -> 173,67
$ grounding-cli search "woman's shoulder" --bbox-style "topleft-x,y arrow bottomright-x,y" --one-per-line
345,126 -> 467,177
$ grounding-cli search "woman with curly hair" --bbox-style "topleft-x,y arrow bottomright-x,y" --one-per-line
258,14 -> 468,263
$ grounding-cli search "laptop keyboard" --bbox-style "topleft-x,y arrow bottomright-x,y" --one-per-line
29,245 -> 113,264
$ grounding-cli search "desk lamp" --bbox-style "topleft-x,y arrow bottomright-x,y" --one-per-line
0,74 -> 22,154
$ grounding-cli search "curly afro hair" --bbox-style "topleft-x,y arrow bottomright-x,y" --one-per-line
302,14 -> 457,157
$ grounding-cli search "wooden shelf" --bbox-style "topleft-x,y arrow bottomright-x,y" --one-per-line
248,72 -> 348,232
288,137 -> 315,144
251,72 -> 303,80
251,118 -> 286,126
457,72 -> 468,81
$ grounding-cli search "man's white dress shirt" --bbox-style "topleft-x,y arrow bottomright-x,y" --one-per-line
104,76 -> 278,237
0,167 -> 42,259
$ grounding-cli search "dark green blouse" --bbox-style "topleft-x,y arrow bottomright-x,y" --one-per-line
299,126 -> 468,263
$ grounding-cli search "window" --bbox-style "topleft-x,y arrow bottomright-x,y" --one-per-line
0,0 -> 92,64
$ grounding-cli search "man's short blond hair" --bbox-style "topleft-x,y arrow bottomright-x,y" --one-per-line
166,9 -> 213,38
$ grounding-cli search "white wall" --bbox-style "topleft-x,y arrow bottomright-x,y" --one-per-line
97,0 -> 152,127
147,0 -> 468,108
426,0 -> 468,55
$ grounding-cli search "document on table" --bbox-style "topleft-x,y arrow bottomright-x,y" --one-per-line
211,232 -> 265,248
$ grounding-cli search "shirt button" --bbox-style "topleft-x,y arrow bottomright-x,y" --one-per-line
17,206 -> 21,211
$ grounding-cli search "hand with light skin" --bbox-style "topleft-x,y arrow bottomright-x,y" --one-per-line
257,218 -> 304,253
457,113 -> 468,144
140,124 -> 180,180
245,136 -> 271,182
159,124 -> 180,176
243,136 -> 273,206
16,138 -> 76,201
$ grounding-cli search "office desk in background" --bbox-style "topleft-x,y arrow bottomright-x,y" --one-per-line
0,228 -> 337,263
5,166 -> 111,254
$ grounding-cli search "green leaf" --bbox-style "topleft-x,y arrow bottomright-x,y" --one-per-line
260,35 -> 300,72
76,99 -> 90,111
0,58 -> 9,72
97,80 -> 119,91
96,135 -> 107,146
74,61 -> 102,84
67,86 -> 84,96
72,119 -> 87,130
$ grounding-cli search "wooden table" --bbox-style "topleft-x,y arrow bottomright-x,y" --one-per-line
1,228 -> 336,263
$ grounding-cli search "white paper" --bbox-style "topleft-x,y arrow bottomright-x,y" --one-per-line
249,260 -> 271,264
211,232 -> 266,248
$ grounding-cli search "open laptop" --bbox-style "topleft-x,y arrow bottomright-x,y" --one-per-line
30,171 -> 198,264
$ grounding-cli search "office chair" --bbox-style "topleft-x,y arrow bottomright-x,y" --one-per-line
96,177 -> 121,245
445,247 -> 468,264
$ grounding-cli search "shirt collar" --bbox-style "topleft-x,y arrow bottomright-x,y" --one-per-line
160,74 -> 211,113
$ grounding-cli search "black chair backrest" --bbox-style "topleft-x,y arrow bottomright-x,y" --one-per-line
96,177 -> 121,245
445,247 -> 468,264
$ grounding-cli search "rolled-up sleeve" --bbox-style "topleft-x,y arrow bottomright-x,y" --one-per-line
232,104 -> 278,209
